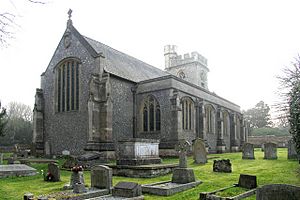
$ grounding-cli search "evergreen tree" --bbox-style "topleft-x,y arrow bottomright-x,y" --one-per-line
0,101 -> 7,136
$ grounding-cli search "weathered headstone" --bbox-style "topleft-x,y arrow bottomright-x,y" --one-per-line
193,138 -> 207,164
46,162 -> 60,182
23,193 -> 34,200
288,139 -> 299,160
238,174 -> 257,189
213,159 -> 232,173
261,143 -> 264,152
71,171 -> 85,187
112,182 -> 142,198
91,165 -> 112,190
242,143 -> 255,159
264,142 -> 277,160
73,182 -> 87,193
256,184 -> 300,200
172,140 -> 196,184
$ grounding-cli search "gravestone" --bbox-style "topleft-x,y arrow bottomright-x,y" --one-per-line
288,139 -> 299,160
242,143 -> 255,159
46,162 -> 60,182
23,193 -> 34,200
256,184 -> 300,200
91,165 -> 112,190
172,140 -> 196,184
213,159 -> 232,173
112,182 -> 142,198
261,143 -> 264,152
193,138 -> 207,164
71,171 -> 85,188
73,182 -> 87,193
238,174 -> 257,189
264,142 -> 277,160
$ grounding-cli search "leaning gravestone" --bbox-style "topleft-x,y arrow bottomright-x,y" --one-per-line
256,184 -> 300,200
91,165 -> 112,190
242,143 -> 255,159
213,159 -> 232,173
193,138 -> 207,164
264,142 -> 277,160
288,139 -> 299,160
46,162 -> 60,182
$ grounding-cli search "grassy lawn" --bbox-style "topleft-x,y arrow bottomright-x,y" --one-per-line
0,148 -> 299,200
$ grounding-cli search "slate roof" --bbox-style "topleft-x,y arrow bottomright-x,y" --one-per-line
84,36 -> 169,82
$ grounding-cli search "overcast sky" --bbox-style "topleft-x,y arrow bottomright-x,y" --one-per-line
1,0 -> 299,118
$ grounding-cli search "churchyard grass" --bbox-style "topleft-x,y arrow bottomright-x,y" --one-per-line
0,148 -> 299,200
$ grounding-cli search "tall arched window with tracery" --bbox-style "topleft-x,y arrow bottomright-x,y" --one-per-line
56,58 -> 80,112
143,96 -> 160,132
205,105 -> 215,134
181,97 -> 194,130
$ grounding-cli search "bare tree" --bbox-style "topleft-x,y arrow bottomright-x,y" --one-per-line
0,0 -> 46,46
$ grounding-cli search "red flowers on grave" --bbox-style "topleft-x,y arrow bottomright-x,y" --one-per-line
71,165 -> 83,173
45,172 -> 54,181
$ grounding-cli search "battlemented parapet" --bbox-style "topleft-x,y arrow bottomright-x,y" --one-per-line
164,45 -> 209,89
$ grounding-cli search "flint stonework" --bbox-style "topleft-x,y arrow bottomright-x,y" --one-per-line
32,12 -> 249,158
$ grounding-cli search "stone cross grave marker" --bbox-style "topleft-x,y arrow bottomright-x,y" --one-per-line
264,142 -> 277,160
242,143 -> 255,159
91,165 -> 112,190
175,139 -> 191,168
172,140 -> 196,184
193,138 -> 207,164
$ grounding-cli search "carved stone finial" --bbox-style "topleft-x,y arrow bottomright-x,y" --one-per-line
68,9 -> 73,20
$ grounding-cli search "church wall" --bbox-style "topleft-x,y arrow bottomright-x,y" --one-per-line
110,76 -> 134,142
41,32 -> 98,155
136,89 -> 177,148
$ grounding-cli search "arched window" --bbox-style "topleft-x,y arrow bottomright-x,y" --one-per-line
56,59 -> 80,112
205,105 -> 215,134
182,98 -> 194,130
223,111 -> 230,136
143,96 -> 160,132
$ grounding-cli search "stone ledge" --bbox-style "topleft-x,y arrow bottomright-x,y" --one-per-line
142,180 -> 202,196
107,164 -> 178,178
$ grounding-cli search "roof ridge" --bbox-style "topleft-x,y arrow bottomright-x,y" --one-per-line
83,36 -> 164,71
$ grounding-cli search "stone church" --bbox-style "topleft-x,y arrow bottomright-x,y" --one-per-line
33,12 -> 248,158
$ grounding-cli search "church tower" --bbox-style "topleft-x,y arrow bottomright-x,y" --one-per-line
164,45 -> 209,90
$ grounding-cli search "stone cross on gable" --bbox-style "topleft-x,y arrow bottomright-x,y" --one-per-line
68,9 -> 73,19
175,139 -> 191,168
